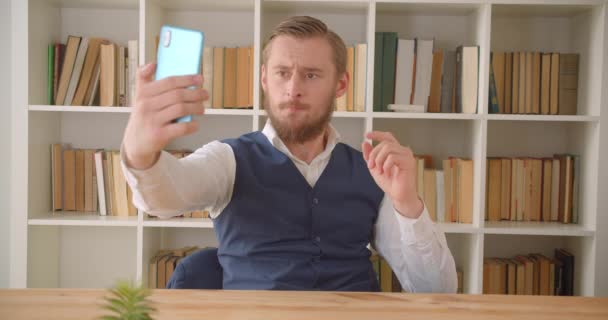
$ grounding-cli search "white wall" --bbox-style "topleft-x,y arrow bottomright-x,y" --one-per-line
0,0 -> 12,288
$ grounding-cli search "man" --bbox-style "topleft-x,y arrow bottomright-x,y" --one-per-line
121,16 -> 457,292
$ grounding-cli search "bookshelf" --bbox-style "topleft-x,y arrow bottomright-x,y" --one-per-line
9,0 -> 607,296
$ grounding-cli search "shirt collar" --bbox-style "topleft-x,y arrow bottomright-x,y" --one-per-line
261,119 -> 341,163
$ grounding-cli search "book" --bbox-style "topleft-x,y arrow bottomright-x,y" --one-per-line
354,43 -> 367,112
558,54 -> 579,115
236,46 -> 251,108
412,39 -> 434,111
381,32 -> 398,112
100,42 -> 118,106
223,47 -> 237,108
387,104 -> 424,113
394,39 -> 415,107
212,47 -> 224,108
440,50 -> 457,113
373,32 -> 384,112
65,37 -> 90,106
202,46 -> 214,109
55,35 -> 82,105
428,50 -> 444,113
72,38 -> 104,106
47,44 -> 55,105
456,45 -> 479,114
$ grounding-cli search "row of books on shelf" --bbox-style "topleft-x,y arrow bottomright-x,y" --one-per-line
199,46 -> 254,109
483,248 -> 574,296
489,52 -> 579,115
333,43 -> 367,112
415,156 -> 474,224
48,36 -> 138,107
370,250 -> 463,293
486,155 -> 579,224
50,144 -> 207,218
51,144 -> 136,216
373,33 -> 479,114
147,246 -> 465,293
148,246 -> 202,289
48,34 -> 257,110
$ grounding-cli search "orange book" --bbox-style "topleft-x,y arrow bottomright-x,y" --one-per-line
84,149 -> 95,212
63,149 -> 76,211
428,50 -> 444,113
100,42 -> 118,106
212,47 -> 224,108
346,46 -> 355,112
223,47 -> 237,108
52,144 -> 63,211
75,150 -> 85,212
236,47 -> 250,108
72,38 -> 105,106
55,36 -> 81,105
457,159 -> 474,224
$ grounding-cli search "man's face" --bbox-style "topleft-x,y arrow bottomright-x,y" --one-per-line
261,35 -> 347,144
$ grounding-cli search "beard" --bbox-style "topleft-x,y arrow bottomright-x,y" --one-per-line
264,91 -> 335,145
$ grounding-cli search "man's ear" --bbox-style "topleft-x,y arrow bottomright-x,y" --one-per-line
335,71 -> 349,99
261,64 -> 267,92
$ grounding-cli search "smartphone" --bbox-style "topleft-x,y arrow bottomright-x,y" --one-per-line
155,25 -> 205,123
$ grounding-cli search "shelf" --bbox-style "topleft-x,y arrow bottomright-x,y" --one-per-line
28,212 -> 138,227
376,2 -> 481,16
491,3 -> 600,18
153,0 -> 254,11
436,223 -> 481,234
143,217 -> 214,228
206,108 -> 254,116
29,105 -> 257,116
258,109 -> 368,118
263,0 -> 369,14
29,105 -> 133,113
486,114 -> 600,122
373,112 -> 481,120
483,221 -> 594,237
48,0 -> 139,10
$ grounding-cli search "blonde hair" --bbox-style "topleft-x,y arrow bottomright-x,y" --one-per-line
262,16 -> 347,76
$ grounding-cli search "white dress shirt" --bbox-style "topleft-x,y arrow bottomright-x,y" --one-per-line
121,121 -> 458,293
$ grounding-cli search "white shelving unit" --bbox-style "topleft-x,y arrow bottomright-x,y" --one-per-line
10,0 -> 607,295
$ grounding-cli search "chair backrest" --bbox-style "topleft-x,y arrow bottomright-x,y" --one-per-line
166,247 -> 223,289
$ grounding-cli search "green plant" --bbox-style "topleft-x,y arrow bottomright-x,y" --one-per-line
100,280 -> 156,320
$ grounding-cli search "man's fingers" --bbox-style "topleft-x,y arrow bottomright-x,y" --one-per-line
365,131 -> 398,144
142,74 -> 203,98
382,154 -> 406,177
155,102 -> 205,125
163,121 -> 199,141
151,88 -> 208,111
362,141 -> 372,161
367,141 -> 391,169
374,144 -> 407,173
136,63 -> 157,88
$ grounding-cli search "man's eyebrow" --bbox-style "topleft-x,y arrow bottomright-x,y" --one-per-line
273,65 -> 324,73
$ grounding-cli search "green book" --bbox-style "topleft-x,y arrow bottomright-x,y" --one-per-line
381,32 -> 398,112
48,44 -> 55,105
373,32 -> 384,112
489,53 -> 500,114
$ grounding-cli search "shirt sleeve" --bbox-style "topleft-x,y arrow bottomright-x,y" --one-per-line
371,194 -> 458,293
120,140 -> 236,219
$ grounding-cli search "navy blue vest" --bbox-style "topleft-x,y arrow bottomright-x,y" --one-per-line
214,131 -> 384,291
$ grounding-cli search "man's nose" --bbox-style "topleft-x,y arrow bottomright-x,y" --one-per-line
285,74 -> 303,98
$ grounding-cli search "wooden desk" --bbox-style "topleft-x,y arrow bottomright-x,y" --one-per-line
1,289 -> 607,320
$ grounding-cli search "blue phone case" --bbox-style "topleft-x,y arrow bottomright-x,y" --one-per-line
155,25 -> 205,123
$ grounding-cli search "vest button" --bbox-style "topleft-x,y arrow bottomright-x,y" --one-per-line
313,198 -> 319,205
